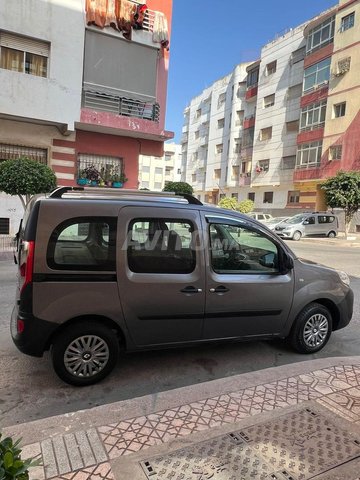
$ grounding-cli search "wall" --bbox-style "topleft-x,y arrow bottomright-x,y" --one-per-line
0,0 -> 84,130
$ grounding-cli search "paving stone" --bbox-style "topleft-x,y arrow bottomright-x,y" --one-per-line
64,433 -> 84,471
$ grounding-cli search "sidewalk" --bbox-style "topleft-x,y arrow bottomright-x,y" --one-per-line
3,356 -> 360,480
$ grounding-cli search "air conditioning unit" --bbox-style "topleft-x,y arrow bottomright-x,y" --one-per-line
334,57 -> 351,76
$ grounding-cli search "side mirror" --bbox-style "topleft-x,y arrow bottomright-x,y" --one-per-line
259,252 -> 276,268
279,252 -> 294,275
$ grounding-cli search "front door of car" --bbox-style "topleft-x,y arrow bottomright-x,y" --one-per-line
303,215 -> 317,235
117,206 -> 205,347
202,214 -> 294,339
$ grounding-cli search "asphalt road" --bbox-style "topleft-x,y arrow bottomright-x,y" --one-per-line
0,241 -> 359,428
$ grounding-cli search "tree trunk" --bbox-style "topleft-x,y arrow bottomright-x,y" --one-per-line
17,194 -> 26,211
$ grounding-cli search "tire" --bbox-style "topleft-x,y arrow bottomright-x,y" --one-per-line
292,231 -> 302,241
289,303 -> 332,354
51,321 -> 119,386
327,231 -> 336,238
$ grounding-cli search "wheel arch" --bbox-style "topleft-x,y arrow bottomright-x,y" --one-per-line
45,315 -> 126,351
291,298 -> 340,333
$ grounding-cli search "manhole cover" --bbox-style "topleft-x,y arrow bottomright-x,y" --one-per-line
140,408 -> 360,480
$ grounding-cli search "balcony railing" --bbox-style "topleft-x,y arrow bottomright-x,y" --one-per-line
295,161 -> 321,170
82,89 -> 160,122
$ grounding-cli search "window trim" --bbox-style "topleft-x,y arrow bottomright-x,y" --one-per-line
303,57 -> 331,93
340,12 -> 355,32
306,16 -> 335,54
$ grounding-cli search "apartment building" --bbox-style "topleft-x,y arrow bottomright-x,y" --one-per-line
0,0 -> 173,234
138,143 -> 182,190
295,0 -> 360,210
182,0 -> 360,218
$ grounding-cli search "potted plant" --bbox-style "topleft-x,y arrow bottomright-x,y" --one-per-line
83,165 -> 100,186
0,433 -> 42,479
119,172 -> 128,185
111,173 -> 123,188
77,169 -> 87,186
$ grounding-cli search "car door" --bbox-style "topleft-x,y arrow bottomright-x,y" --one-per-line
303,215 -> 317,236
202,213 -> 294,339
117,206 -> 205,347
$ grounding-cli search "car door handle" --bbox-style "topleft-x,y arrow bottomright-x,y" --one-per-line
210,285 -> 230,293
180,286 -> 203,294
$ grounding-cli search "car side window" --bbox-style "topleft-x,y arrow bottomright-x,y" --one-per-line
209,223 -> 279,274
307,216 -> 316,224
318,215 -> 335,224
127,218 -> 196,274
47,217 -> 117,270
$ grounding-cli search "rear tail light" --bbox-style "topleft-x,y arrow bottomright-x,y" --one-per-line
19,240 -> 35,294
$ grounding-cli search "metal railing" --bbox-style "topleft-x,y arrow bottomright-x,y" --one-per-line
0,235 -> 15,252
129,1 -> 156,31
83,90 -> 160,122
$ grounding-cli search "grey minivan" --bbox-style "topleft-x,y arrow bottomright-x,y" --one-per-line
275,212 -> 338,241
11,187 -> 353,386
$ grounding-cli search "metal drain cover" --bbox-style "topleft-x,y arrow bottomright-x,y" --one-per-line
140,408 -> 360,480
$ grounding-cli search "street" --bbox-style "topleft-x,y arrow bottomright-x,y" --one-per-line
0,241 -> 359,428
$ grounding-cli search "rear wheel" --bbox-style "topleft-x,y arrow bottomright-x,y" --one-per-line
289,303 -> 332,353
52,322 -> 119,386
292,230 -> 302,241
327,231 -> 336,238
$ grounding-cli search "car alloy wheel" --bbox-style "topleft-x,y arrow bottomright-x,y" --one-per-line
302,314 -> 329,348
64,335 -> 110,377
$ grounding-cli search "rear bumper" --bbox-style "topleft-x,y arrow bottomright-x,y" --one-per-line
334,288 -> 354,331
11,306 -> 58,357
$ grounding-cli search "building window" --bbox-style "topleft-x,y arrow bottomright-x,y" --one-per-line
195,109 -> 201,119
341,12 -> 355,32
288,190 -> 300,204
296,141 -> 322,169
333,102 -> 346,118
263,192 -> 273,204
233,138 -> 241,154
235,110 -> 244,126
263,94 -> 275,108
219,193 -> 226,200
247,67 -> 259,88
248,192 -> 255,202
286,120 -> 299,133
242,127 -> 254,148
231,193 -> 238,200
78,154 -> 123,180
303,57 -> 331,92
214,168 -> 221,180
155,167 -> 162,175
300,100 -> 327,131
192,151 -> 198,161
217,118 -> 225,129
260,127 -> 272,141
266,61 -> 277,75
237,81 -> 246,97
306,16 -> 335,54
291,47 -> 306,64
191,173 -> 196,182
142,165 -> 150,173
0,143 -> 47,164
218,93 -> 226,108
165,153 -> 172,162
0,218 -> 10,235
257,159 -> 269,172
329,145 -> 342,160
194,130 -> 200,139
281,156 -> 296,170
216,144 -> 223,154
0,32 -> 49,78
231,166 -> 240,180
287,84 -> 302,100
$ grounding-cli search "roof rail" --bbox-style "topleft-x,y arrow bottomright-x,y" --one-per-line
48,186 -> 203,205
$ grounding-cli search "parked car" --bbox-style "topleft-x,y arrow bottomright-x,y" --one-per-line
247,212 -> 273,223
265,216 -> 290,231
275,212 -> 338,241
11,187 -> 353,386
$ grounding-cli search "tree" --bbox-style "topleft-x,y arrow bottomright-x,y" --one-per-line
163,181 -> 193,195
321,170 -> 360,237
218,197 -> 254,213
0,157 -> 57,210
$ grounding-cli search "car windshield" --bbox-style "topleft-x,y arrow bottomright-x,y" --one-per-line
286,215 -> 306,225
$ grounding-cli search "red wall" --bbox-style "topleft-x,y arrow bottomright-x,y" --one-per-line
297,127 -> 324,144
304,45 -> 333,68
76,130 -> 164,189
300,86 -> 329,108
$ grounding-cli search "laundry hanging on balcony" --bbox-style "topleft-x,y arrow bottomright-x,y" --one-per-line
85,0 -> 148,40
152,11 -> 169,50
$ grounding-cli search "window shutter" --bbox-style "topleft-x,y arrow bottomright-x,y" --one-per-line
0,32 -> 49,56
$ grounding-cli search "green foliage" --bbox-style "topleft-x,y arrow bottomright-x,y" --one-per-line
321,170 -> 360,233
0,433 -> 41,480
218,197 -> 254,214
218,197 -> 238,210
238,199 -> 254,214
163,181 -> 193,195
0,157 -> 57,197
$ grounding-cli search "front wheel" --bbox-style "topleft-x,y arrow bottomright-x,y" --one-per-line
292,231 -> 302,241
327,231 -> 336,238
52,322 -> 119,386
289,303 -> 332,353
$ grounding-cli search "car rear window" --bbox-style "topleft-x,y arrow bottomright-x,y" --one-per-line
47,217 -> 117,270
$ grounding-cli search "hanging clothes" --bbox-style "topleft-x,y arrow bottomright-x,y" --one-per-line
116,0 -> 135,40
86,0 -> 108,28
152,11 -> 169,50
133,4 -> 148,30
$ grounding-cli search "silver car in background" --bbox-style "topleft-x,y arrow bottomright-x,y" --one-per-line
275,212 -> 338,241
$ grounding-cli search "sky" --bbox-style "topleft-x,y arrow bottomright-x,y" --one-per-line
165,0 -> 336,143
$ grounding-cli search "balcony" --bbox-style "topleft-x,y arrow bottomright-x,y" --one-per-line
82,89 -> 160,122
243,115 -> 256,129
245,86 -> 258,101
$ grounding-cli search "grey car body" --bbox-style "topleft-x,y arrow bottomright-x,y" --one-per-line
11,188 -> 353,385
275,213 -> 338,240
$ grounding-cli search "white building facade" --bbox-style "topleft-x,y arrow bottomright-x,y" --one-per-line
138,143 -> 182,191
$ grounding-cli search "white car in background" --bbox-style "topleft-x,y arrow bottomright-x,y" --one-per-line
265,216 -> 290,231
247,212 -> 273,223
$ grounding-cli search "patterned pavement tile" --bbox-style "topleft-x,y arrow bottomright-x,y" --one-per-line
299,365 -> 360,395
317,386 -> 360,422
49,462 -> 114,480
99,376 -> 321,458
